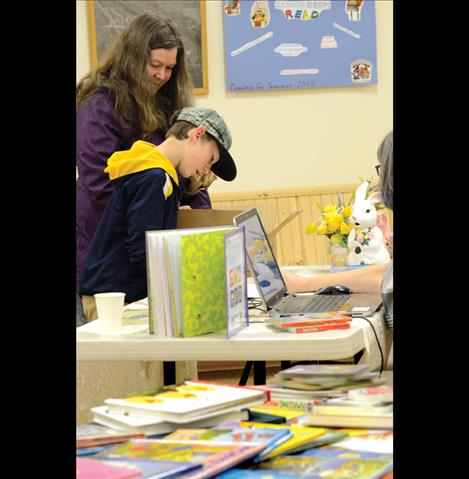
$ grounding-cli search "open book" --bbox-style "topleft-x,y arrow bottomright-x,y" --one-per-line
145,225 -> 248,337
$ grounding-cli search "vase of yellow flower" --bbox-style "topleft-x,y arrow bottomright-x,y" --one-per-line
305,194 -> 354,267
328,242 -> 349,267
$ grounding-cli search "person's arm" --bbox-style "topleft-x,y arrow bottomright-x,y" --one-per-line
125,172 -> 168,272
76,93 -> 124,210
281,263 -> 387,294
181,188 -> 212,209
178,171 -> 216,209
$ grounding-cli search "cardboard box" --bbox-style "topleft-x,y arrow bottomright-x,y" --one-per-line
176,209 -> 243,229
176,208 -> 303,257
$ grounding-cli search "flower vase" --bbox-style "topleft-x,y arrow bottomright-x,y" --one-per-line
328,243 -> 348,267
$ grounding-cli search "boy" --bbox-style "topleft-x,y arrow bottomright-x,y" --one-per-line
79,107 -> 237,321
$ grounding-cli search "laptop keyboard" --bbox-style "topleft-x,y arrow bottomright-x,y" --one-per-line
275,294 -> 350,313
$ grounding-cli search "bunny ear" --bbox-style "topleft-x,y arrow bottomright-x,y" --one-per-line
355,181 -> 369,201
367,191 -> 382,205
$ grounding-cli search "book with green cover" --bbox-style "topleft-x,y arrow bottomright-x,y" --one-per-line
145,226 -> 248,337
181,230 -> 227,336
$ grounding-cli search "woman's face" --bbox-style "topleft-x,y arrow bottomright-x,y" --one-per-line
146,48 -> 178,92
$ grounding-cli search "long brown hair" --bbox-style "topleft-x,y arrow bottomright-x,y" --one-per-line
77,14 -> 193,137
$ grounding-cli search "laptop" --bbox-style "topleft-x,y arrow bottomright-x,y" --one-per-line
234,208 -> 382,317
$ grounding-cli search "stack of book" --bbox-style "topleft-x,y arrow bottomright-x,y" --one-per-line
266,311 -> 352,334
88,381 -> 267,437
268,364 -> 385,395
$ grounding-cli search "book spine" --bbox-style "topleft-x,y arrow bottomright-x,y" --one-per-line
310,405 -> 393,416
270,318 -> 352,327
262,398 -> 322,412
287,323 -> 351,333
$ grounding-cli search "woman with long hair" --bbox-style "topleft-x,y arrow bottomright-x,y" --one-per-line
77,14 -> 212,288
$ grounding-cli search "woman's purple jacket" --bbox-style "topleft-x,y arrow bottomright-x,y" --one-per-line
76,90 -> 211,284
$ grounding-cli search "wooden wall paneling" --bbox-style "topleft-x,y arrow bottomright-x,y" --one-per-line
210,184 -> 392,266
297,195 -> 317,265
276,196 -> 303,265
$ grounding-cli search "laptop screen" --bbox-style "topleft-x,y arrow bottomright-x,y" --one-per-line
234,208 -> 287,305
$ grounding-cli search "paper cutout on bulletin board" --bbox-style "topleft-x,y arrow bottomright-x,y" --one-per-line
223,0 -> 377,92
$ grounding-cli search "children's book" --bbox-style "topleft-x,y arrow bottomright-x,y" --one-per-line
302,411 -> 393,429
164,426 -> 293,462
299,445 -> 393,461
76,445 -> 116,457
348,385 -> 393,403
104,381 -> 266,422
258,397 -> 323,413
76,424 -> 144,448
258,454 -> 393,479
91,405 -> 250,436
266,312 -> 352,328
145,225 -> 248,338
76,457 -> 141,479
285,430 -> 349,455
270,322 -> 351,334
270,372 -> 384,392
239,422 -> 327,459
258,385 -> 345,400
79,457 -> 202,479
249,405 -> 312,421
326,396 -> 391,408
333,430 -> 393,454
217,469 -> 301,478
97,438 -> 266,479
277,364 -> 370,378
309,403 -> 393,417
248,409 -> 287,424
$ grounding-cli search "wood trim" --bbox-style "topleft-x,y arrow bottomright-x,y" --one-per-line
194,0 -> 209,95
86,0 -> 208,95
87,0 -> 98,68
210,184 -> 360,202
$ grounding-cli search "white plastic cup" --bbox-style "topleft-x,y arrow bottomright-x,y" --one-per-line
94,292 -> 125,333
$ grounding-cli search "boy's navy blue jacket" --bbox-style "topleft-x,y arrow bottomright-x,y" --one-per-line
79,140 -> 180,303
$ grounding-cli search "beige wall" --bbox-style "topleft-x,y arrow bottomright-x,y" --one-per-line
76,0 -> 392,194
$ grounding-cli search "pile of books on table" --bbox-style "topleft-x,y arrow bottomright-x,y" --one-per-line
77,377 -> 393,478
87,380 -> 266,437
258,364 -> 393,429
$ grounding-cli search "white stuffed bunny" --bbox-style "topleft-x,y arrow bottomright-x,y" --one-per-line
347,181 -> 391,265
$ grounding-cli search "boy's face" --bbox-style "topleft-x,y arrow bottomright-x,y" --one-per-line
179,126 -> 220,179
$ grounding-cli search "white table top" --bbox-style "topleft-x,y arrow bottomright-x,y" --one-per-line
76,318 -> 376,362
76,265 -> 389,370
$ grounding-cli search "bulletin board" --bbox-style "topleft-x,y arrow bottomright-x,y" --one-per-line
222,0 -> 377,92
88,0 -> 208,94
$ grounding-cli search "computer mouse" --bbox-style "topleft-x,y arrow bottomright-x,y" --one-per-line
315,284 -> 353,295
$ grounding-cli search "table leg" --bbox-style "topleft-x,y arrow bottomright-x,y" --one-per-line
353,350 -> 364,364
253,361 -> 266,385
239,361 -> 253,386
163,361 -> 176,385
280,361 -> 291,370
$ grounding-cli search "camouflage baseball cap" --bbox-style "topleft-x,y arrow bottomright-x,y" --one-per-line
177,107 -> 237,181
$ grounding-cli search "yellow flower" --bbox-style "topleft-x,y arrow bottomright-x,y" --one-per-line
305,223 -> 317,235
342,206 -> 352,218
323,205 -> 338,213
324,212 -> 342,232
330,233 -> 343,245
316,223 -> 328,234
340,221 -> 351,235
